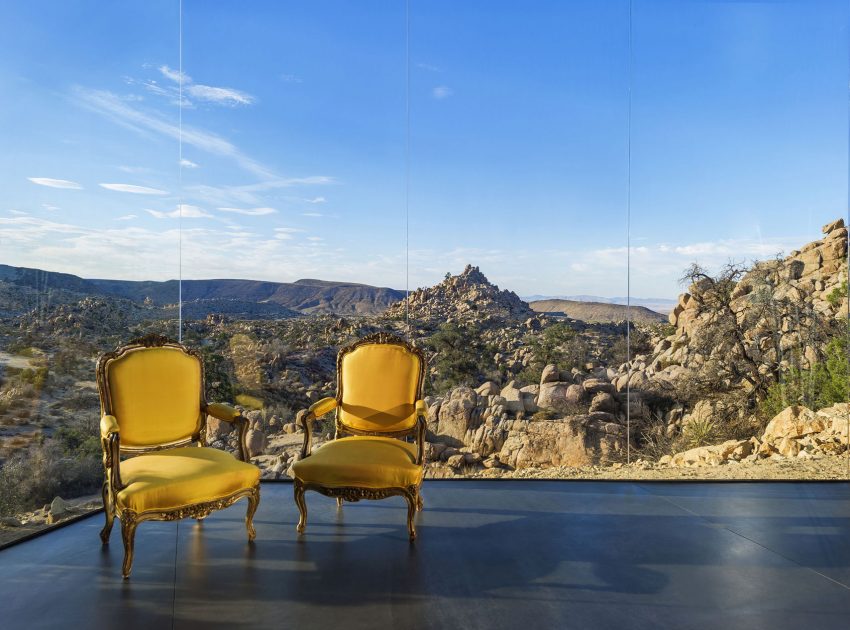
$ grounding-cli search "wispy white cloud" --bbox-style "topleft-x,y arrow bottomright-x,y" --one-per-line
146,204 -> 211,219
115,214 -> 137,221
180,158 -> 199,169
186,177 -> 335,207
274,227 -> 303,240
217,206 -> 277,216
158,64 -> 254,106
74,87 -> 277,179
305,196 -> 326,204
9,210 -> 28,216
307,236 -> 323,242
118,165 -> 150,174
186,84 -> 254,106
100,183 -> 168,195
42,204 -> 60,212
302,212 -> 323,217
158,65 -> 189,84
432,86 -> 453,99
28,177 -> 83,190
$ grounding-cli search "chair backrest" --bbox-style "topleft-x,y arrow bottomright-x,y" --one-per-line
337,334 -> 425,434
97,336 -> 203,449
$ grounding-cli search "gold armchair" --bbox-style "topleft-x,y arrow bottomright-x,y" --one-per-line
96,334 -> 261,578
291,333 -> 427,540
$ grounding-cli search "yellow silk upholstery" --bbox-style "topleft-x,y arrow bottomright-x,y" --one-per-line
107,347 -> 202,447
309,397 -> 337,418
291,436 -> 423,489
339,344 -> 421,432
116,447 -> 260,513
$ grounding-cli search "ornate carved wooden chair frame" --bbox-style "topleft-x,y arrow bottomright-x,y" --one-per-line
96,334 -> 260,578
294,332 -> 427,540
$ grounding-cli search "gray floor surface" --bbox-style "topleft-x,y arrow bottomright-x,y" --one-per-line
1,480 -> 848,629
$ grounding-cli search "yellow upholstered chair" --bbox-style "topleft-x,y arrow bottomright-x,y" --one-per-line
291,332 -> 427,540
96,334 -> 261,578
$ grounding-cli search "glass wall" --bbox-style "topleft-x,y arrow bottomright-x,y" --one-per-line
179,0 -> 408,477
407,0 -> 632,475
0,1 -> 180,540
0,0 -> 848,545
628,0 -> 850,479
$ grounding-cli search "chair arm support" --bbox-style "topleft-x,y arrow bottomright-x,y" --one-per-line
415,400 -> 428,465
309,397 -> 337,418
298,409 -> 314,460
100,415 -> 124,490
203,402 -> 250,462
297,398 -> 336,460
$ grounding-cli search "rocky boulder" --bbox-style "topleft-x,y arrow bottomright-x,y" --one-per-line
497,416 -> 625,469
762,406 -> 825,444
436,387 -> 481,443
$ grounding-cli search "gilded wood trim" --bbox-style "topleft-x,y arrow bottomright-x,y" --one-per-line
111,483 -> 260,578
293,478 -> 420,541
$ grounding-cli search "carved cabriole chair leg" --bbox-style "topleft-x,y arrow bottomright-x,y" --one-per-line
404,490 -> 417,541
120,513 -> 138,579
294,480 -> 307,533
416,490 -> 424,512
246,485 -> 260,541
100,481 -> 114,544
336,497 -> 344,508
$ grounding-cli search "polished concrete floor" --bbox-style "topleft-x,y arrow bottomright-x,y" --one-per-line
1,481 -> 849,629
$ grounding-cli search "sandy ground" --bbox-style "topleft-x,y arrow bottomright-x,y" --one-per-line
462,453 -> 850,481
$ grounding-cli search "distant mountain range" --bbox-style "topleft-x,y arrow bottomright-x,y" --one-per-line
0,264 -> 404,316
0,262 -> 676,322
528,299 -> 667,324
523,295 -> 676,315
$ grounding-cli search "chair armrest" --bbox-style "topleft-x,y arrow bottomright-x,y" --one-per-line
100,415 -> 123,490
203,402 -> 250,462
100,414 -> 119,438
204,402 -> 242,423
309,397 -> 337,418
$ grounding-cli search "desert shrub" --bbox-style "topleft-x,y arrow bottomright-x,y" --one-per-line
424,322 -> 499,394
52,349 -> 86,377
531,409 -> 558,421
826,281 -> 848,308
518,323 -> 586,384
18,367 -> 49,390
760,335 -> 849,420
635,411 -> 681,461
201,349 -> 235,403
683,415 -> 718,448
0,438 -> 101,517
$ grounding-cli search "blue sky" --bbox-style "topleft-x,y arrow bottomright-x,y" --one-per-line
0,0 -> 846,299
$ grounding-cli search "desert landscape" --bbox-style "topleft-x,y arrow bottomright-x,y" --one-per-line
0,218 -> 848,539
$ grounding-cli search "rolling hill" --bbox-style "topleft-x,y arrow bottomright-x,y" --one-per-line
0,264 -> 404,316
529,299 -> 667,324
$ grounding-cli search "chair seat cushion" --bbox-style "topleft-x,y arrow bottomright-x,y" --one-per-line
291,436 -> 423,489
116,447 -> 260,514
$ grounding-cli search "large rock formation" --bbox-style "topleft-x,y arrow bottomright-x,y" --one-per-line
385,265 -> 535,325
